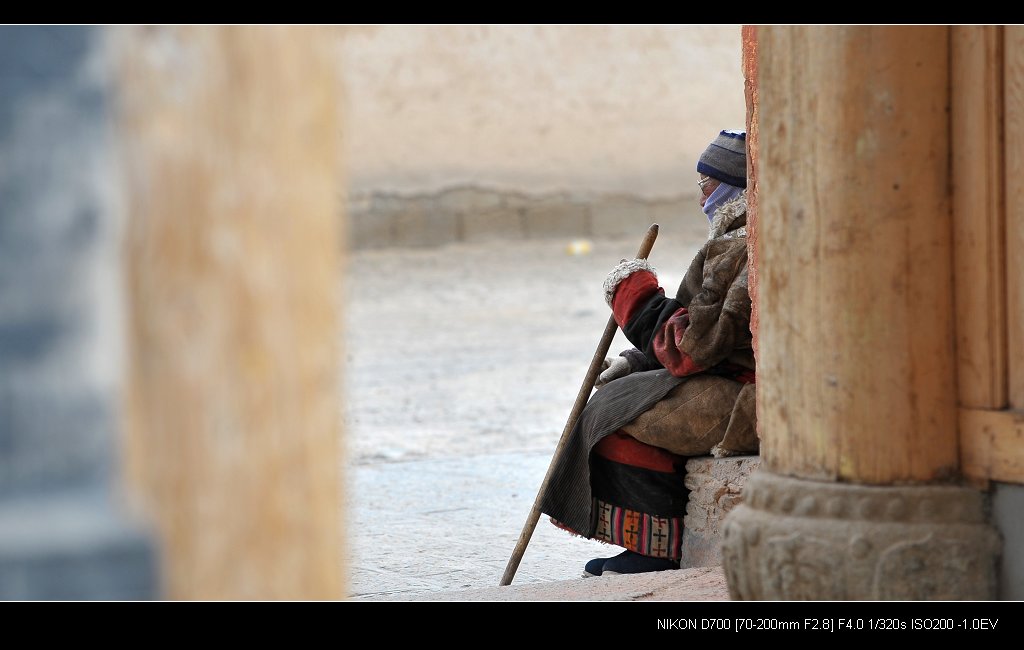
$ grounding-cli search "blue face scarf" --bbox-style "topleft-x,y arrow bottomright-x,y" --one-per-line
702,181 -> 745,222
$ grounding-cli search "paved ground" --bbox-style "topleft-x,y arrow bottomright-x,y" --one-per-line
383,565 -> 730,602
343,225 -> 707,600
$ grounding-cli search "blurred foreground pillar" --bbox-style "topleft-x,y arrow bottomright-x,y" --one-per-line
114,26 -> 345,599
723,26 -> 1000,599
0,26 -> 157,599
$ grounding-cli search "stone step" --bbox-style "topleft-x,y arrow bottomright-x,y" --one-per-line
681,455 -> 761,569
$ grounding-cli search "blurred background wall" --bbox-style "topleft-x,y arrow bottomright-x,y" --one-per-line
336,25 -> 746,248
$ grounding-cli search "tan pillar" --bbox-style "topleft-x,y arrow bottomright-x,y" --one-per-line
723,26 -> 1000,600
113,26 -> 345,599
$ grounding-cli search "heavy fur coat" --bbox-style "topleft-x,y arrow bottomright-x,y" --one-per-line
604,190 -> 757,457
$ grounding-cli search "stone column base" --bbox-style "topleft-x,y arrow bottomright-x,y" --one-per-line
721,471 -> 1001,600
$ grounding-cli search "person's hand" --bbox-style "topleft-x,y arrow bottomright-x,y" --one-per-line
595,356 -> 632,387
602,258 -> 656,306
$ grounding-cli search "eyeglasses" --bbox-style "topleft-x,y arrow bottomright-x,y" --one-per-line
697,176 -> 716,194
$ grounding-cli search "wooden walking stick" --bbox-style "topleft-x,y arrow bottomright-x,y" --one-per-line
499,223 -> 660,586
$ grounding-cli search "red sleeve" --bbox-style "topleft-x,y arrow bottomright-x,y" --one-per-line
610,270 -> 663,328
652,307 -> 705,377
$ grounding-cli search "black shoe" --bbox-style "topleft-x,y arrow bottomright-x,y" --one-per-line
601,550 -> 679,575
583,556 -> 612,578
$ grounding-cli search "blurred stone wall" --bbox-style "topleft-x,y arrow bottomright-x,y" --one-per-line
0,25 -> 157,599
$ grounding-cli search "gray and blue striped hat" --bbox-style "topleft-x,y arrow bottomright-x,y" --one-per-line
697,129 -> 747,188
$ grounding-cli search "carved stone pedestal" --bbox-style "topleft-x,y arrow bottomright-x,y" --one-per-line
721,471 -> 1001,600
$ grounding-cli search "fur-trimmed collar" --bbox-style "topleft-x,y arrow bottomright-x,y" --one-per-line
708,190 -> 748,240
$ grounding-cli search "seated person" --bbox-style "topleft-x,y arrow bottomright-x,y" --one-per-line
540,129 -> 758,576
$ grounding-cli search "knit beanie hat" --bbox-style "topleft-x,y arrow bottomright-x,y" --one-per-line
697,129 -> 747,188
